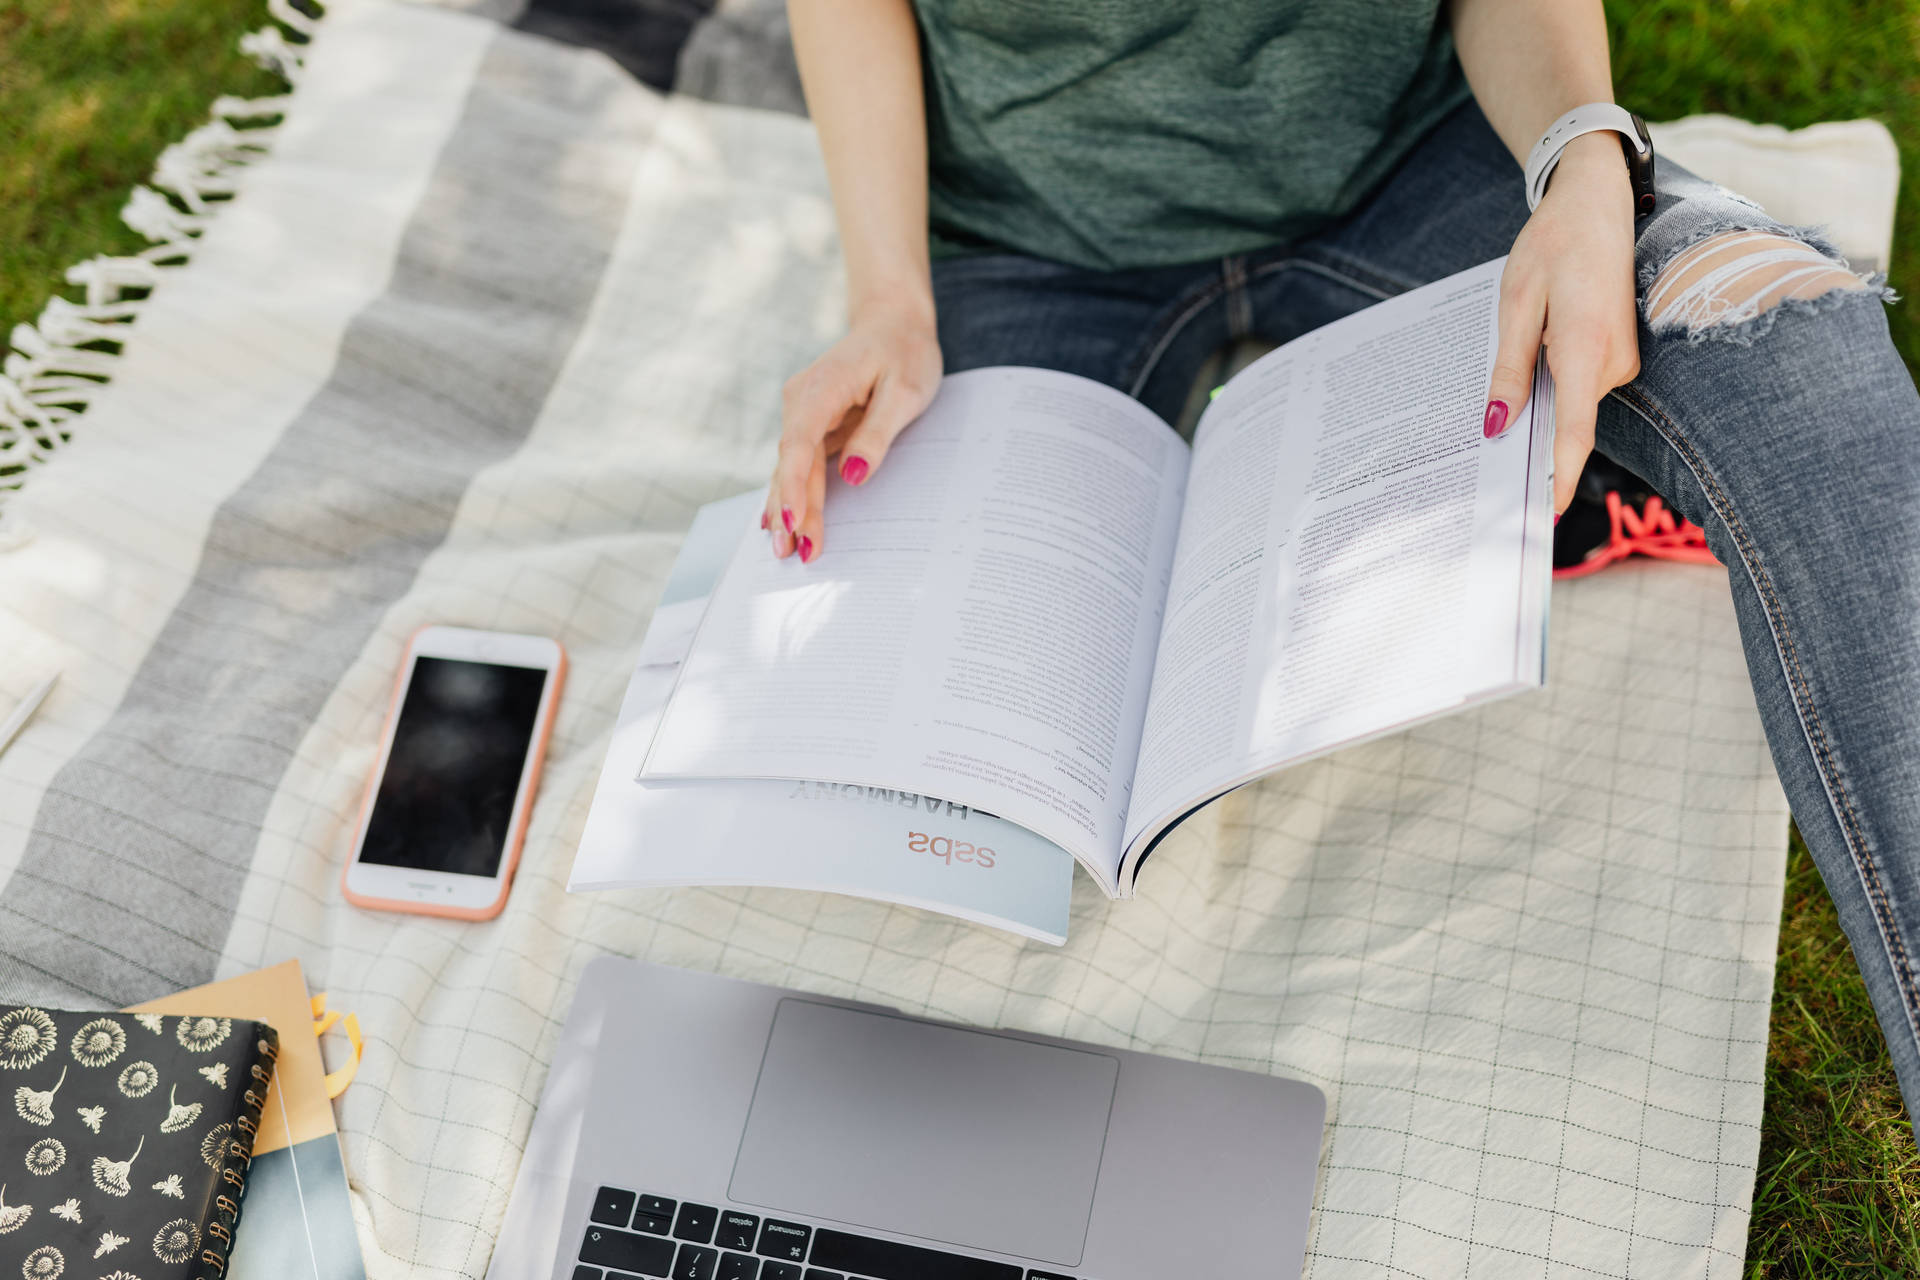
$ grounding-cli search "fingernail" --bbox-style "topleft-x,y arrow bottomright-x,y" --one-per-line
1553,512 -> 1562,526
841,455 -> 869,486
798,535 -> 814,563
760,510 -> 769,531
781,507 -> 794,533
1483,400 -> 1509,438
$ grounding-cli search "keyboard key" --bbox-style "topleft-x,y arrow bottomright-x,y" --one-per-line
809,1228 -> 1023,1280
673,1244 -> 720,1280
756,1220 -> 811,1263
802,1273 -> 843,1280
593,1188 -> 637,1227
717,1254 -> 759,1280
674,1203 -> 719,1244
638,1194 -> 678,1220
579,1225 -> 675,1276
715,1211 -> 760,1251
759,1264 -> 802,1280
1026,1272 -> 1077,1280
633,1211 -> 673,1236
573,1268 -> 604,1280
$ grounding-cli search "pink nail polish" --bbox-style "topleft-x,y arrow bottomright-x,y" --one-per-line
760,510 -> 769,531
841,455 -> 869,486
798,535 -> 814,563
1483,400 -> 1509,438
1553,512 -> 1562,526
782,507 -> 794,533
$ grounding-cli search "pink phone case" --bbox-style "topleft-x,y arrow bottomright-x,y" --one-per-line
340,629 -> 567,921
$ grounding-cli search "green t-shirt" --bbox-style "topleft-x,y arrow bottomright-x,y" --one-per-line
913,0 -> 1472,270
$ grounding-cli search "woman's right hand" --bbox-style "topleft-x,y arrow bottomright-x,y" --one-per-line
766,294 -> 943,562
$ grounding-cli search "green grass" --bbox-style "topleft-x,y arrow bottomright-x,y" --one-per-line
3,0 -> 1917,1270
0,0 -> 281,332
1749,829 -> 1920,1276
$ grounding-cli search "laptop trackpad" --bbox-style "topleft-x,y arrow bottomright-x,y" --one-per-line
729,999 -> 1119,1266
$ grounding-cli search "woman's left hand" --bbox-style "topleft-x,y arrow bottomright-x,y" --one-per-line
1483,131 -> 1641,515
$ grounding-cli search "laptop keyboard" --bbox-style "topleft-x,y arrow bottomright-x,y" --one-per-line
575,1185 -> 1079,1280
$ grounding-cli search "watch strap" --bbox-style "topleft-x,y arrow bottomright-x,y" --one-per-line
1524,102 -> 1652,212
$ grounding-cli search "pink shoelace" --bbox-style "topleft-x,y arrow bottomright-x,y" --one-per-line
1553,490 -> 1719,579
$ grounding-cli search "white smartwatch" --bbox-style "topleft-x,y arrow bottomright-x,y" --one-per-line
1524,102 -> 1657,216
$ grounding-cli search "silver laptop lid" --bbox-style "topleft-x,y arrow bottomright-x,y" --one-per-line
489,957 -> 1325,1280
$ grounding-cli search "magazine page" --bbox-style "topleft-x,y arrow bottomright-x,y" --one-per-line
572,492 -> 1077,944
1123,258 -> 1555,877
640,371 -> 1190,892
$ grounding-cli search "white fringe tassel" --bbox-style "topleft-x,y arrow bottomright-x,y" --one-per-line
0,3 -> 321,547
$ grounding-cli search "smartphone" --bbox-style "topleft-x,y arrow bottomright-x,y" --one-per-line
341,625 -> 566,920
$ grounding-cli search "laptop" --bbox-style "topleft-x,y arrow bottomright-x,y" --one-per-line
489,957 -> 1325,1280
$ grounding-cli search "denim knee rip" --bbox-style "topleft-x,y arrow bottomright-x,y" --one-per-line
1639,222 -> 1894,346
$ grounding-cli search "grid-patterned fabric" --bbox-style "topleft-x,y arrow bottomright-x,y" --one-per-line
0,2 -> 1788,1276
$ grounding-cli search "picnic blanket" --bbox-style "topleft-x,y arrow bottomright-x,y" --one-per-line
0,2 -> 1792,1277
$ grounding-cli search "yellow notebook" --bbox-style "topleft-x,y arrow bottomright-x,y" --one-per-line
132,960 -> 365,1280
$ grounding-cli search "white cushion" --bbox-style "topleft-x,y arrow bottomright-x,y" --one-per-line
1648,114 -> 1901,272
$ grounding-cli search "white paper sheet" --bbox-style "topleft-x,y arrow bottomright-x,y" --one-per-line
641,371 -> 1190,891
1123,258 -> 1555,864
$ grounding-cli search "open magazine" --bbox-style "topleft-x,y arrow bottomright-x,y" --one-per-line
591,256 -> 1554,925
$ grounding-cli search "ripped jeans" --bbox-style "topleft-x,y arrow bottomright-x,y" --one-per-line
933,101 -> 1920,1114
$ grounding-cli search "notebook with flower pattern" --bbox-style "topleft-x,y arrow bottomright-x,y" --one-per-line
0,1005 -> 278,1280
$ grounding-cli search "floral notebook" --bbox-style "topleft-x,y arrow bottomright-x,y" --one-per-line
132,962 -> 365,1280
0,1005 -> 279,1280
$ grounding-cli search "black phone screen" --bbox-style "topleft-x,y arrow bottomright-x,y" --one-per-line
358,656 -> 550,877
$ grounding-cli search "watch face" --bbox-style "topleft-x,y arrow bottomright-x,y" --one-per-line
1623,112 -> 1657,215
